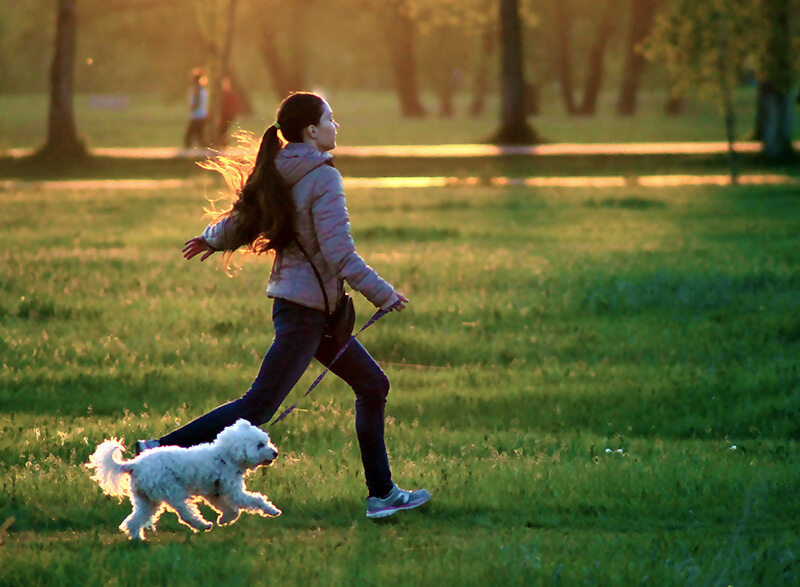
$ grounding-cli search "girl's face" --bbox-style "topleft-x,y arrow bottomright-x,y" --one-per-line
307,101 -> 338,151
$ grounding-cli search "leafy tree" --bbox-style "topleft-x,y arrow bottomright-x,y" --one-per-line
647,0 -> 796,163
646,0 -> 757,177
579,0 -> 616,115
490,0 -> 540,143
617,0 -> 659,115
244,0 -> 313,100
39,0 -> 87,161
385,0 -> 427,117
415,0 -> 539,140
755,0 -> 796,161
552,0 -> 617,116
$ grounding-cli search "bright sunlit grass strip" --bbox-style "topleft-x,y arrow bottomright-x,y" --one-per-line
5,141 -> 792,160
2,174 -> 796,193
1,181 -> 799,585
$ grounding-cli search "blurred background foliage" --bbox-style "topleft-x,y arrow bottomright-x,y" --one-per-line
2,0 -> 798,158
0,0 -> 676,104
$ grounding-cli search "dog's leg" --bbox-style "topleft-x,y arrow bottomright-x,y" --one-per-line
203,495 -> 241,526
229,488 -> 281,517
167,498 -> 213,532
121,492 -> 160,541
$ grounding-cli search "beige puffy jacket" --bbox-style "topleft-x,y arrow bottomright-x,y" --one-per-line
201,142 -> 396,313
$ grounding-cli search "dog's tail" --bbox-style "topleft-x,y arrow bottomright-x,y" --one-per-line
86,439 -> 134,498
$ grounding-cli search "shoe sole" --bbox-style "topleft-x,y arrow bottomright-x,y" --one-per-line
366,494 -> 431,519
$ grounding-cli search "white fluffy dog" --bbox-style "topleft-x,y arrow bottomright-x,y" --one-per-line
86,419 -> 281,541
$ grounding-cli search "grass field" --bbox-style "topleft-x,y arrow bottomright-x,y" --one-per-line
3,86 -> 800,151
1,178 -> 800,585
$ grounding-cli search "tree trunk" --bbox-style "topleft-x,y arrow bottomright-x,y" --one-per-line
717,14 -> 737,184
436,27 -> 460,118
41,0 -> 86,161
257,2 -> 312,100
759,0 -> 794,161
386,0 -> 426,118
761,85 -> 794,161
554,0 -> 577,115
578,0 -> 615,115
721,79 -> 738,185
490,0 -> 539,143
469,25 -> 494,117
210,0 -> 238,146
288,0 -> 312,90
617,0 -> 657,115
259,22 -> 294,99
753,82 -> 767,140
438,71 -> 456,118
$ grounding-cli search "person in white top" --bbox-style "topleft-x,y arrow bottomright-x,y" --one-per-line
183,68 -> 209,148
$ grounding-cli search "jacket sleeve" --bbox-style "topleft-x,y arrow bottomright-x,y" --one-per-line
311,167 -> 395,307
200,214 -> 248,251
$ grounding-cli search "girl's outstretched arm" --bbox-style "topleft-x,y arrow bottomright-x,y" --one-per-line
182,237 -> 216,261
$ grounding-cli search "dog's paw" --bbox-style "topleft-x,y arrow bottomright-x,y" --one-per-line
122,527 -> 147,541
263,504 -> 281,517
184,519 -> 213,532
120,520 -> 145,541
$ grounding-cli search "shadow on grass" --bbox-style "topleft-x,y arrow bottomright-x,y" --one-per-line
583,196 -> 667,210
395,364 -> 800,442
3,152 -> 799,181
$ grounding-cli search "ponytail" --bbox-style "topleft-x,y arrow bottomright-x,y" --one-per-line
229,124 -> 295,254
253,125 -> 279,170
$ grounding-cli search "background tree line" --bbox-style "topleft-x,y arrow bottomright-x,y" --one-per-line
2,0 -> 722,114
3,0 -> 798,158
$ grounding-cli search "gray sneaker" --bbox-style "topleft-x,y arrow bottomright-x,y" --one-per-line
135,438 -> 160,455
366,483 -> 430,519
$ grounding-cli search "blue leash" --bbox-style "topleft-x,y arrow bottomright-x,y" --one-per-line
270,301 -> 400,425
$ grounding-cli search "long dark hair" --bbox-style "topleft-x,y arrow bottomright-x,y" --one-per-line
202,92 -> 326,257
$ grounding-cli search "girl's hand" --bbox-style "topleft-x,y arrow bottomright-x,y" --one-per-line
182,237 -> 216,261
383,292 -> 409,312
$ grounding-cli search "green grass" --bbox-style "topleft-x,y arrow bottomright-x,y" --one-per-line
1,180 -> 800,585
2,86 -> 800,151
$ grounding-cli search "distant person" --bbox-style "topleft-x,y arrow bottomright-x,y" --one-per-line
137,91 -> 430,520
184,69 -> 209,148
217,76 -> 241,146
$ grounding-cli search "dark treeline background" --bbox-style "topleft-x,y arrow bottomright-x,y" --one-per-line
0,0 -> 671,110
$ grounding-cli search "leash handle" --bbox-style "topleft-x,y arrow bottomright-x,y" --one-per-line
270,301 -> 400,425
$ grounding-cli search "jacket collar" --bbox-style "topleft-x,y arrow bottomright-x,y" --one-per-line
276,142 -> 333,186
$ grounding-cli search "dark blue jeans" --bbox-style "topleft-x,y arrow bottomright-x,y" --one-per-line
158,297 -> 393,497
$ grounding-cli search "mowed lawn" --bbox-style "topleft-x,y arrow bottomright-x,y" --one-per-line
1,179 -> 800,585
